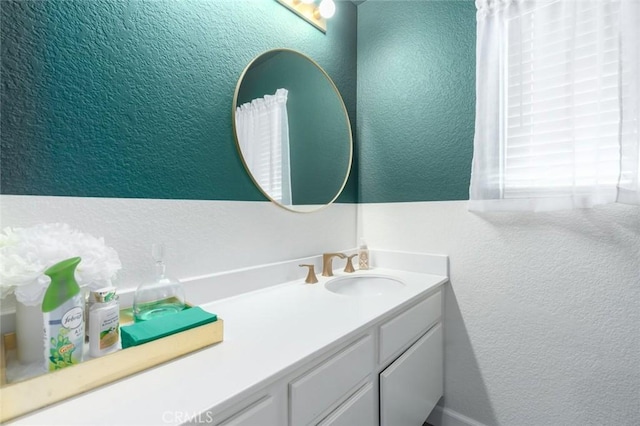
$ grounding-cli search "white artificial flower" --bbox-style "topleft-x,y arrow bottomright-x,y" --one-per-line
0,223 -> 122,305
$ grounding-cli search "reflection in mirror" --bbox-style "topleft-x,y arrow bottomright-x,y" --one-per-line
236,88 -> 292,205
233,49 -> 352,213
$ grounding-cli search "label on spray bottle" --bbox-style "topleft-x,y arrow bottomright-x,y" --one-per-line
43,294 -> 85,371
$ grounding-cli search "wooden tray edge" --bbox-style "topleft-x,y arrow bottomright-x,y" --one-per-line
0,319 -> 223,423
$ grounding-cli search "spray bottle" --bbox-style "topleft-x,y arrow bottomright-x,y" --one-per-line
42,257 -> 85,371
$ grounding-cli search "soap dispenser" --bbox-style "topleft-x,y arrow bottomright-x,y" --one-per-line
358,238 -> 370,270
133,244 -> 186,322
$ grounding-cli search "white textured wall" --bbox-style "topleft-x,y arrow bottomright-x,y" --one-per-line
4,196 -> 638,425
0,195 -> 357,302
361,201 -> 640,426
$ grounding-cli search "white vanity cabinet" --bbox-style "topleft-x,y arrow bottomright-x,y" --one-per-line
197,287 -> 443,426
207,288 -> 443,426
380,323 -> 443,426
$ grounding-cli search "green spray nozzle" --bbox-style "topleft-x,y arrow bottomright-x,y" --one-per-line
42,257 -> 82,312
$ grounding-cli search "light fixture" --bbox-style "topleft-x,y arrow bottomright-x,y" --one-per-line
318,0 -> 336,19
276,0 -> 336,34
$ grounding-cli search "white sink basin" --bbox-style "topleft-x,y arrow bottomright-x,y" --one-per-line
325,275 -> 405,297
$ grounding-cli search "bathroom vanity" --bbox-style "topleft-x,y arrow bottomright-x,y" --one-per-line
11,250 -> 447,425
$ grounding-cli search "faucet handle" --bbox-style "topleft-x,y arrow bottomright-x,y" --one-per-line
299,264 -> 318,284
344,254 -> 358,273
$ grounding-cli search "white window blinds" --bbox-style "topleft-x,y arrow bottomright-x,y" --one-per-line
505,0 -> 621,198
469,0 -> 640,211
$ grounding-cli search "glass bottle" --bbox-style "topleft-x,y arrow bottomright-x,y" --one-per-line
133,244 -> 186,322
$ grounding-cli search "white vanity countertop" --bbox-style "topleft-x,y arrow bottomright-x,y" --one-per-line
12,265 -> 447,425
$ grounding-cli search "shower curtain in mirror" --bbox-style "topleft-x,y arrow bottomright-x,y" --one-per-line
469,0 -> 639,211
236,88 -> 292,205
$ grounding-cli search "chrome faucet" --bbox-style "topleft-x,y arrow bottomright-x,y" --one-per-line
322,253 -> 346,277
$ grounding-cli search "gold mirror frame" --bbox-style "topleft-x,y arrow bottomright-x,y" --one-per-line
232,49 -> 353,213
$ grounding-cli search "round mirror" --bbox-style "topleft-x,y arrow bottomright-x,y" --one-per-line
232,49 -> 352,213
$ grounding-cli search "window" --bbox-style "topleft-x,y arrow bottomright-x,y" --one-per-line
469,0 -> 639,211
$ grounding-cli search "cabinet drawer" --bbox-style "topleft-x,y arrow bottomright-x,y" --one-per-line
216,395 -> 278,426
290,334 -> 374,425
379,290 -> 441,364
318,382 -> 376,426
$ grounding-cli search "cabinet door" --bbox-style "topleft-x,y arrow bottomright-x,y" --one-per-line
318,382 -> 376,426
380,323 -> 443,426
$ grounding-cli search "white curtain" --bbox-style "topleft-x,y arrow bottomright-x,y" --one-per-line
236,88 -> 292,205
618,0 -> 640,204
469,0 -> 640,212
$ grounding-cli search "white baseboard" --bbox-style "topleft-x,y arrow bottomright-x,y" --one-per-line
427,405 -> 488,426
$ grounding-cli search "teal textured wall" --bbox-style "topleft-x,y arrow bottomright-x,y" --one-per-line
1,0 -> 357,202
357,0 -> 476,202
